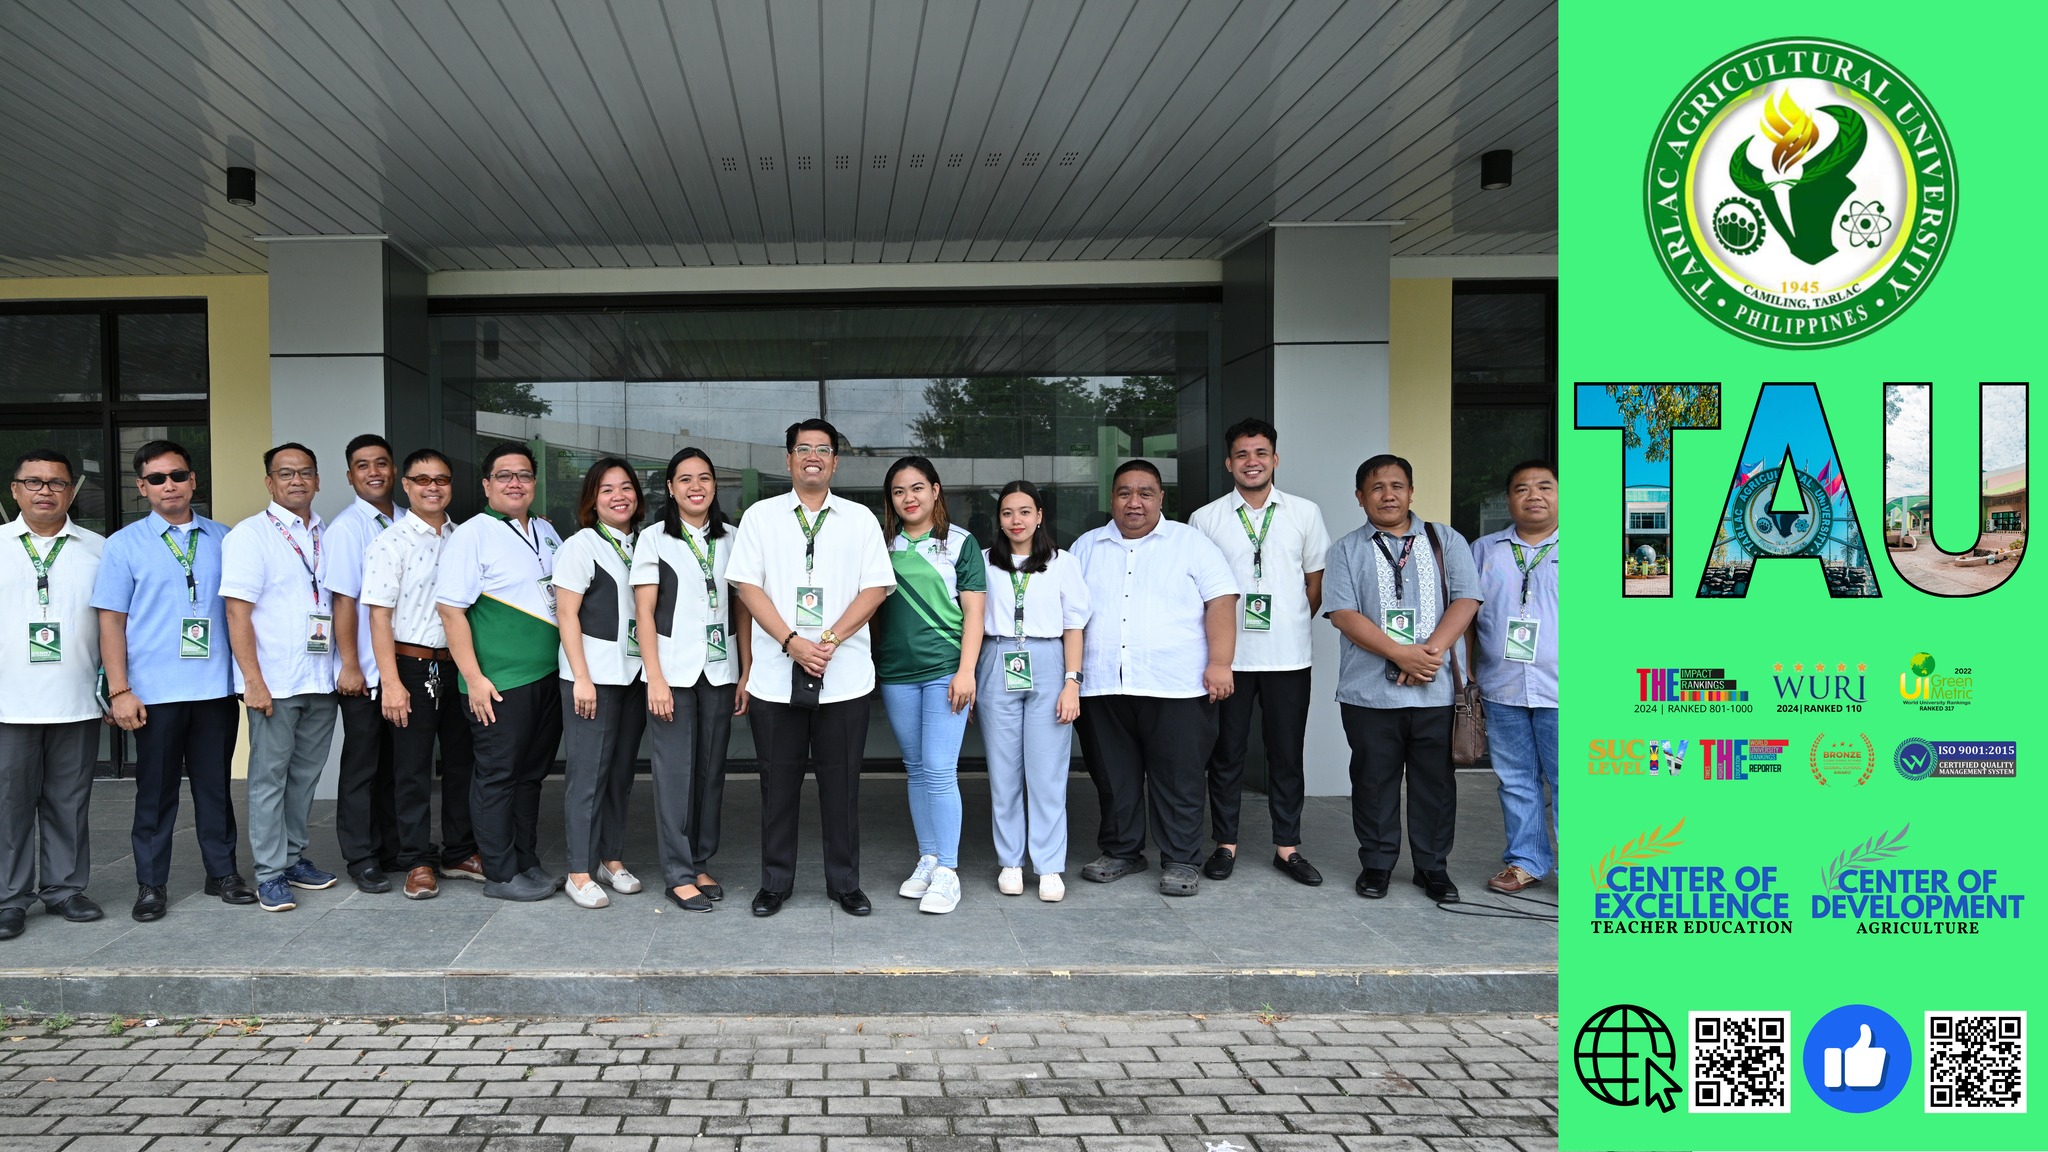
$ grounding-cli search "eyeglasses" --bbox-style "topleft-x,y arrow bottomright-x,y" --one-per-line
140,469 -> 194,486
790,444 -> 837,457
269,468 -> 318,481
489,470 -> 537,484
10,477 -> 74,493
405,474 -> 455,488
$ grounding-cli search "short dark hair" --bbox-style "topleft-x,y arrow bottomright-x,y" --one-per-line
133,439 -> 192,475
784,418 -> 843,452
400,448 -> 451,475
345,434 -> 394,466
1355,453 -> 1413,490
480,442 -> 535,477
1111,459 -> 1164,489
1505,459 -> 1557,492
575,457 -> 646,532
1223,417 -> 1279,454
12,448 -> 75,481
264,442 -> 317,473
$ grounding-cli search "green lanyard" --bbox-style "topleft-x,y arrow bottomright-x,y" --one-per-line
1008,569 -> 1032,646
1508,540 -> 1556,609
678,524 -> 718,611
161,526 -> 200,603
18,533 -> 66,609
597,524 -> 634,568
793,505 -> 830,577
374,512 -> 392,531
1235,503 -> 1276,584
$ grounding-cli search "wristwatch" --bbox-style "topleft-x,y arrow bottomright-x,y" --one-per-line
1064,671 -> 1083,684
820,629 -> 840,645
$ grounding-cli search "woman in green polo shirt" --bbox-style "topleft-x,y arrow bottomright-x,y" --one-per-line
875,456 -> 986,915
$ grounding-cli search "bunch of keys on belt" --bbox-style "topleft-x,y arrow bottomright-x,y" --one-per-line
424,661 -> 442,702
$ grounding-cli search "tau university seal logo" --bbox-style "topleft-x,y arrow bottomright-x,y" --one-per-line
1645,38 -> 1956,348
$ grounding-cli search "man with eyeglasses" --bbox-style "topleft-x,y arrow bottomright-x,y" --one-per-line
92,440 -> 253,920
220,443 -> 343,913
436,444 -> 565,902
362,449 -> 481,901
323,434 -> 406,894
726,419 -> 896,917
2,450 -> 108,939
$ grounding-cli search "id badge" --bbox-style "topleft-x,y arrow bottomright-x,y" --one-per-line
1242,593 -> 1272,631
1381,607 -> 1416,645
306,613 -> 333,654
794,586 -> 825,628
1505,617 -> 1541,664
180,617 -> 212,659
705,624 -> 729,663
626,620 -> 641,658
537,577 -> 558,618
1003,649 -> 1033,692
28,621 -> 61,664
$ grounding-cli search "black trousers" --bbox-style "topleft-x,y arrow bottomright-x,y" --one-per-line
466,677 -> 562,883
1340,703 -> 1457,872
335,692 -> 400,872
749,695 -> 867,895
1205,667 -> 1312,846
390,656 -> 477,871
129,696 -> 240,886
1076,694 -> 1215,868
648,676 -> 737,889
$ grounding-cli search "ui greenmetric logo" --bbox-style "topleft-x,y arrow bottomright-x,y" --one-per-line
1644,38 -> 1955,347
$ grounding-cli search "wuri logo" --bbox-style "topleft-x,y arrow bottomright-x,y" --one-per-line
1899,652 -> 1975,710
1771,661 -> 1867,710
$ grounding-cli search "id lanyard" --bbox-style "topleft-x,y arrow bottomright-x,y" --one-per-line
161,526 -> 200,603
501,515 -> 545,570
266,511 -> 323,605
1235,503 -> 1275,587
793,504 -> 830,578
18,533 -> 66,617
1007,569 -> 1031,649
1508,540 -> 1556,610
678,524 -> 719,613
1371,530 -> 1416,600
597,523 -> 635,567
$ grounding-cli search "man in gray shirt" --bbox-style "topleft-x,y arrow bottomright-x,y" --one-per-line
1322,454 -> 1482,904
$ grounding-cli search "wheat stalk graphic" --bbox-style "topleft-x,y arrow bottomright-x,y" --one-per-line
1588,818 -> 1687,890
1821,823 -> 1911,892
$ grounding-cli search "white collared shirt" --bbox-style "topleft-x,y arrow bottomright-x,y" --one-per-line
323,495 -> 407,687
219,501 -> 336,698
1072,518 -> 1238,698
1,516 -> 106,723
1188,486 -> 1331,672
980,549 -> 1091,640
360,512 -> 456,649
631,519 -> 738,689
724,490 -> 896,705
553,525 -> 644,686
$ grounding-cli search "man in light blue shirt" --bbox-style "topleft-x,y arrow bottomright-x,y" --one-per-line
92,440 -> 253,921
1468,461 -> 1558,895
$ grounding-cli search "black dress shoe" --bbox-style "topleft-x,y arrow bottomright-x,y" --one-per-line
132,884 -> 169,922
205,874 -> 258,905
1354,868 -> 1392,899
751,889 -> 788,917
48,894 -> 104,922
827,888 -> 873,916
351,867 -> 393,894
1202,846 -> 1236,880
699,880 -> 724,902
1273,853 -> 1324,887
665,886 -> 714,913
1413,869 -> 1461,904
0,908 -> 24,939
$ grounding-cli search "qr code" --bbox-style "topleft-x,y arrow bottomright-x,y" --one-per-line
1688,1011 -> 1789,1112
1926,1012 -> 2026,1113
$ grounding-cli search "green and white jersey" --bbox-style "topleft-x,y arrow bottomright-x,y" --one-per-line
876,524 -> 986,685
434,509 -> 564,693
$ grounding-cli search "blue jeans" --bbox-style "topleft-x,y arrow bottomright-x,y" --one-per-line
881,677 -> 968,868
1483,701 -> 1558,878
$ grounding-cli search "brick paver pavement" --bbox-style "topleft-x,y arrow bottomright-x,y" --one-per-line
0,1012 -> 1557,1152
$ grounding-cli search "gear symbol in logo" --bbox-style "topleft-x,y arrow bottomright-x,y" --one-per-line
1713,197 -> 1768,255
1839,200 -> 1893,248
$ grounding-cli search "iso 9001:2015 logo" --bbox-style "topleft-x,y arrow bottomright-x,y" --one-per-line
1644,38 -> 1955,348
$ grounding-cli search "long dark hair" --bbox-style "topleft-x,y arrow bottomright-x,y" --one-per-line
986,480 -> 1058,575
883,455 -> 952,543
659,447 -> 731,541
576,456 -> 646,532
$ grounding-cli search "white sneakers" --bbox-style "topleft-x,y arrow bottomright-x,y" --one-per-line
1039,873 -> 1065,902
919,866 -> 961,914
596,864 -> 642,894
997,866 -> 1025,895
566,876 -> 609,909
900,854 -> 939,899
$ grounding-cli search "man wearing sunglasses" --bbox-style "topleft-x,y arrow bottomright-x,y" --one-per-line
91,440 -> 253,921
2,450 -> 108,940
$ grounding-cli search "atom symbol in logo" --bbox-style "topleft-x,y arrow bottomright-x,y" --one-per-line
1713,197 -> 1768,255
1839,200 -> 1893,248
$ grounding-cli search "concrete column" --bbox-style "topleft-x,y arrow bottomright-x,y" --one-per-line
1223,224 -> 1392,796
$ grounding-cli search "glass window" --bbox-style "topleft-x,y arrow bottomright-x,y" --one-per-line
0,428 -> 108,534
117,312 -> 209,401
116,423 -> 215,524
1449,282 -> 1557,539
0,313 -> 101,403
1451,291 -> 1552,385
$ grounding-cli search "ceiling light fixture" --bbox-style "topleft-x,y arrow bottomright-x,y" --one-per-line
226,166 -> 256,207
1480,149 -> 1512,191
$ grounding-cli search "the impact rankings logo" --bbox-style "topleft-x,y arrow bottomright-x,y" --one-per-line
1562,11 -> 2037,1151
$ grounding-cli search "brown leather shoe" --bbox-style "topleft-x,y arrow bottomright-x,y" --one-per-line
403,866 -> 440,901
1487,865 -> 1541,894
442,855 -> 486,883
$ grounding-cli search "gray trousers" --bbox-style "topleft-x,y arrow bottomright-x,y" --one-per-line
560,679 -> 648,874
246,693 -> 339,884
0,719 -> 98,911
647,675 -> 736,888
976,639 -> 1073,875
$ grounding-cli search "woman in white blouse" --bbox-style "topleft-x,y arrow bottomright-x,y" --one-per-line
977,480 -> 1090,902
553,458 -> 649,910
632,448 -> 750,914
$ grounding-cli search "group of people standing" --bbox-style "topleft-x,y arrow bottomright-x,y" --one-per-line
0,414 -> 1559,939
